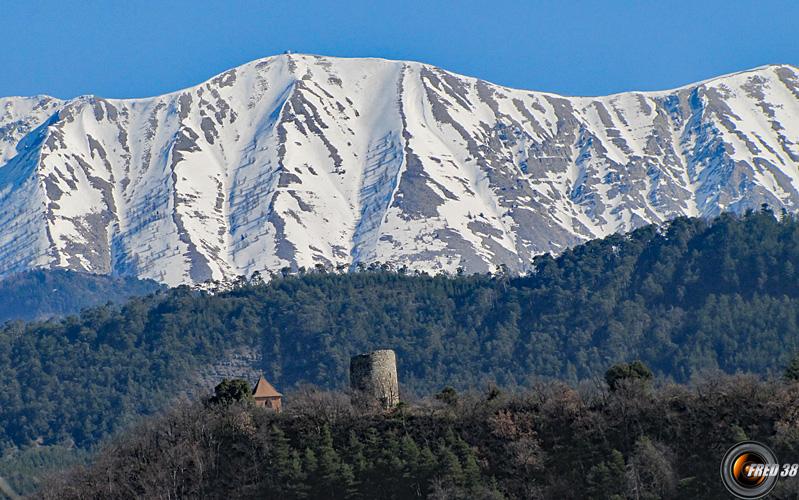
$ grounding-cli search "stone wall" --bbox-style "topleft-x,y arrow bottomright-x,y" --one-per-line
349,349 -> 399,409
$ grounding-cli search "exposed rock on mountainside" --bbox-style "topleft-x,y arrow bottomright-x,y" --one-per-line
1,55 -> 798,284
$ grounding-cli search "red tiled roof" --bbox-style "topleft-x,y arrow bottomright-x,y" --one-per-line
253,375 -> 282,398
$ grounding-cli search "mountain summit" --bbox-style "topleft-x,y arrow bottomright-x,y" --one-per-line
1,55 -> 798,284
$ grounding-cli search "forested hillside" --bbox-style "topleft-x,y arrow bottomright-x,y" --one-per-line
38,373 -> 799,499
3,209 -> 799,463
0,270 -> 162,323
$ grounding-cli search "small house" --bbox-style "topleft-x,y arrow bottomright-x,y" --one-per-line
252,374 -> 282,411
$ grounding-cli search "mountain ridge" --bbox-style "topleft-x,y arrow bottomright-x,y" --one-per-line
8,57 -> 798,100
2,54 -> 799,284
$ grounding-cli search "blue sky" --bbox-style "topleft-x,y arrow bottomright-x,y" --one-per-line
3,1 -> 797,99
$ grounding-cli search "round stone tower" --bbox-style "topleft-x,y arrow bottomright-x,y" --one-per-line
349,349 -> 399,409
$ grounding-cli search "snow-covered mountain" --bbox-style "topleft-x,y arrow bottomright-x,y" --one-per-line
2,55 -> 799,285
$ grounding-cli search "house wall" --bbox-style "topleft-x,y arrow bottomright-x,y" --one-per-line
255,396 -> 282,412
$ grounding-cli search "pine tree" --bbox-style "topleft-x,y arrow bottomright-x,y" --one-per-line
605,361 -> 653,391
302,448 -> 318,480
338,462 -> 358,499
585,449 -> 626,499
438,445 -> 464,487
418,445 -> 439,494
269,425 -> 293,481
346,431 -> 368,476
316,426 -> 343,496
784,352 -> 799,381
454,436 -> 481,490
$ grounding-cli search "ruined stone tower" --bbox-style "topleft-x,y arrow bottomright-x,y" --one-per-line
349,349 -> 399,409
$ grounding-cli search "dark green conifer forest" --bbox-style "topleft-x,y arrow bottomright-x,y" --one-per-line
0,269 -> 162,323
37,373 -> 799,499
4,209 -> 799,495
